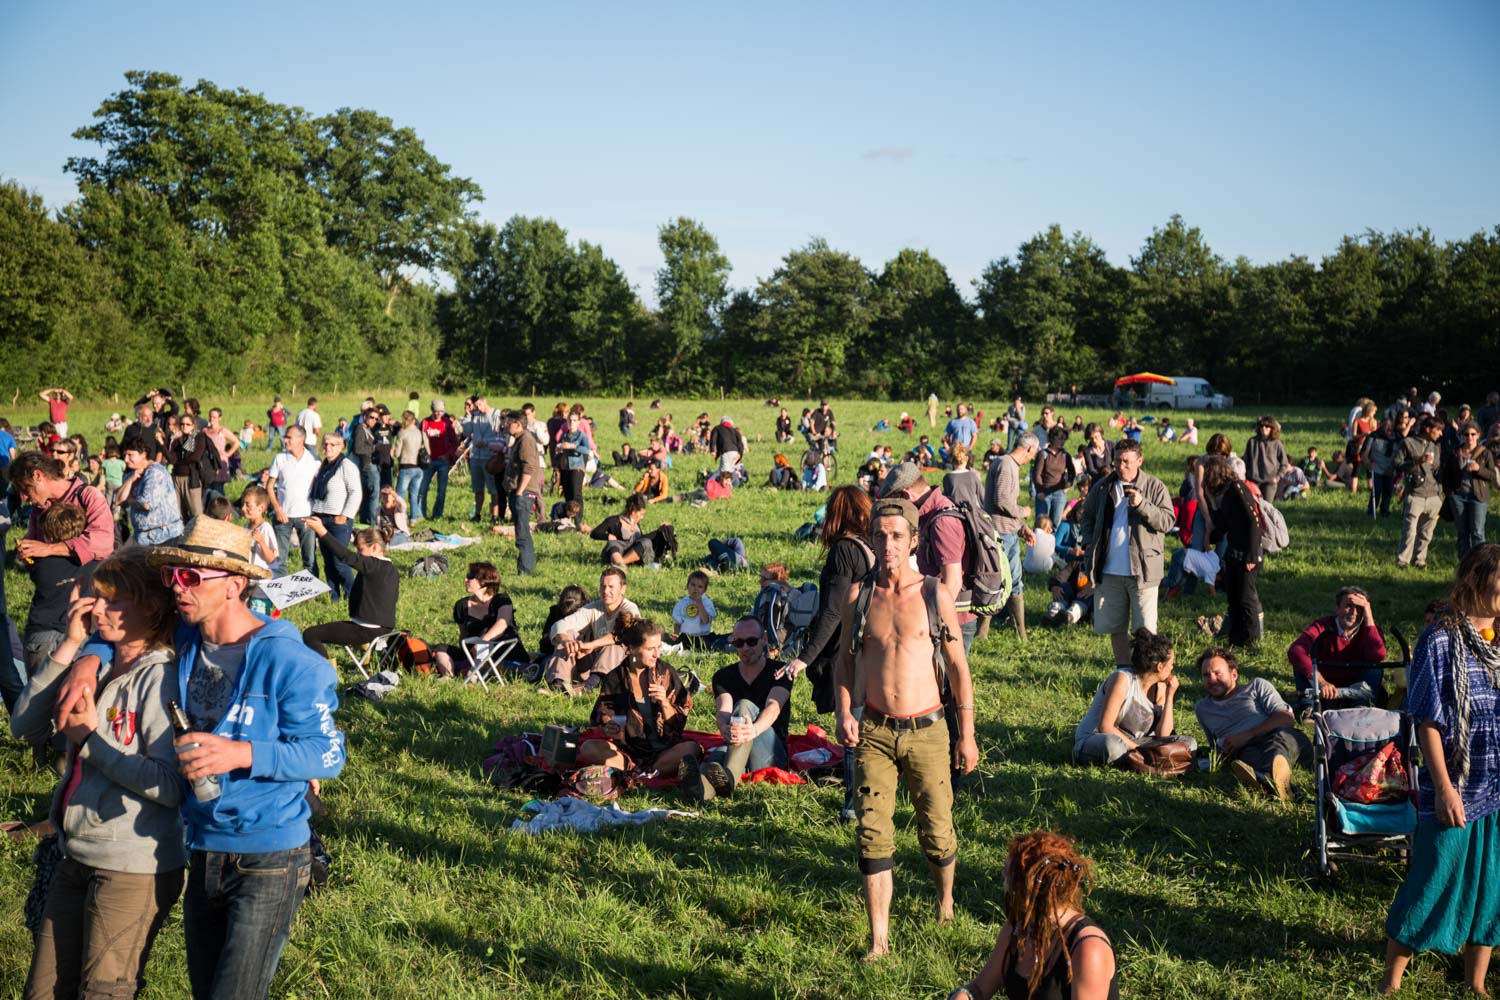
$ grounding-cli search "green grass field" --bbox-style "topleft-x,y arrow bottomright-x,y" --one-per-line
1,394 -> 1486,998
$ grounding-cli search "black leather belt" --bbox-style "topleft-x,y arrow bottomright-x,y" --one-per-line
864,706 -> 945,731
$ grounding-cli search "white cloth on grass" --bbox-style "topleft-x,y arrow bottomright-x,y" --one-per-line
509,798 -> 697,835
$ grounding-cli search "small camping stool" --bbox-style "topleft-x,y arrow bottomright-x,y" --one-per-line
462,635 -> 521,689
342,631 -> 405,680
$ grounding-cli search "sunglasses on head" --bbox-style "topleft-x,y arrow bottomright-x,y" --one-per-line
161,566 -> 233,589
729,636 -> 761,648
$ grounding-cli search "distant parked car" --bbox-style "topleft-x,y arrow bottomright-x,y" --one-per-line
1145,376 -> 1233,410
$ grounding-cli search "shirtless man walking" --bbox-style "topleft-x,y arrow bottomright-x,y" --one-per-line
837,496 -> 978,962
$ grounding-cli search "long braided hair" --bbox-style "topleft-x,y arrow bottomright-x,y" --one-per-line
1002,831 -> 1095,998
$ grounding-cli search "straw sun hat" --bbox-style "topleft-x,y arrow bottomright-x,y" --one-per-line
145,517 -> 272,580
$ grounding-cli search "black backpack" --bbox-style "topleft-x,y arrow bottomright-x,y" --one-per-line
196,439 -> 228,487
917,492 -> 1006,615
848,572 -> 955,693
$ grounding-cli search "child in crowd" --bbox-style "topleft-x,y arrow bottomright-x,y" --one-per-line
671,570 -> 720,652
1303,446 -> 1335,487
537,584 -> 589,662
204,495 -> 236,521
1329,449 -> 1359,490
301,522 -> 399,658
538,500 -> 583,533
1024,515 -> 1058,575
100,444 -> 125,497
240,484 -> 281,576
239,419 -> 257,450
24,505 -> 88,665
83,455 -> 105,490
377,486 -> 410,545
1277,461 -> 1310,501
1043,561 -> 1094,627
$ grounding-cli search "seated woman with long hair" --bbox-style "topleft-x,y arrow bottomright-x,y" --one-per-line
578,618 -> 701,777
300,524 -> 399,658
949,831 -> 1119,1000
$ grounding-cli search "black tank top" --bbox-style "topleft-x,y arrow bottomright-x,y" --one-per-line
1002,918 -> 1120,1000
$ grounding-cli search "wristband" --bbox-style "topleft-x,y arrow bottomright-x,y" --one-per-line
957,703 -> 975,710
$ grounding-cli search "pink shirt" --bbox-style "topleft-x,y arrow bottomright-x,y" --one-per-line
27,478 -> 115,564
915,487 -> 975,625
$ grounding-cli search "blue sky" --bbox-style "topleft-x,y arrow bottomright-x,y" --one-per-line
3,2 -> 1497,303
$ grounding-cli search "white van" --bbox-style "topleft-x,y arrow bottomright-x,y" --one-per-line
1145,377 -> 1233,410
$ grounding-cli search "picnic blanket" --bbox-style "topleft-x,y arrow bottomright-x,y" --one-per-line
510,798 -> 698,835
388,533 -> 480,553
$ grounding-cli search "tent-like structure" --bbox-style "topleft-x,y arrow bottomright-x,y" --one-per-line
1114,372 -> 1176,388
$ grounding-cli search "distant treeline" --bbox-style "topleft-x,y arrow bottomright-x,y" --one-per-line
3,71 -> 1497,405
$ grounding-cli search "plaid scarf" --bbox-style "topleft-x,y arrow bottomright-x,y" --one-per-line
1447,615 -> 1500,790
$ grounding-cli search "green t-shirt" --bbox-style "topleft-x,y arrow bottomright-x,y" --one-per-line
102,457 -> 126,489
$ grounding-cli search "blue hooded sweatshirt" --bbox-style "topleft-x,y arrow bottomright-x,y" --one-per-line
83,614 -> 345,854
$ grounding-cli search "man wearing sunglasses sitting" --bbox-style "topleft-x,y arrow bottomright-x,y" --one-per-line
53,517 -> 345,1000
683,616 -> 793,801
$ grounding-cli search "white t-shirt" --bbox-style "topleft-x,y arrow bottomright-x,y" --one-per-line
1103,482 -> 1132,577
672,595 -> 717,636
295,407 -> 323,438
267,449 -> 321,518
1024,528 -> 1056,575
249,521 -> 279,571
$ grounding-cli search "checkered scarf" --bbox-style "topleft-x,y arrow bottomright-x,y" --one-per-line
1447,615 -> 1500,790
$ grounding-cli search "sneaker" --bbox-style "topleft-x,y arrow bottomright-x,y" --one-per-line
1065,603 -> 1085,625
685,670 -> 704,696
645,562 -> 662,570
1296,704 -> 1315,726
700,761 -> 735,799
1269,755 -> 1293,802
661,641 -> 685,655
1228,760 -> 1262,795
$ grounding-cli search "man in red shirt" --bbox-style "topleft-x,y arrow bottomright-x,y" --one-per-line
1286,586 -> 1388,719
266,396 -> 289,452
419,400 -> 461,520
39,387 -> 74,438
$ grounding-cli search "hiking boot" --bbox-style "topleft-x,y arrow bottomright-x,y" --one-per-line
1007,595 -> 1027,642
700,761 -> 735,800
974,616 -> 991,641
678,758 -> 707,802
1269,756 -> 1293,802
1228,760 -> 1261,795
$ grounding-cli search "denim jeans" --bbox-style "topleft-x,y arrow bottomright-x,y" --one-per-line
358,459 -> 380,526
184,844 -> 312,1000
420,458 -> 450,520
1451,494 -> 1488,561
0,523 -> 20,714
1295,669 -> 1384,711
265,425 -> 283,452
272,517 -> 317,577
314,514 -> 355,601
1037,489 -> 1068,529
706,698 -> 788,775
999,532 -> 1023,596
1369,473 -> 1394,517
510,492 -> 536,575
397,467 -> 424,522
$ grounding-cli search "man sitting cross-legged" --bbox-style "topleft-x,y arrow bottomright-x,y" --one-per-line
683,616 -> 792,801
837,497 -> 978,963
542,567 -> 641,695
1195,646 -> 1311,801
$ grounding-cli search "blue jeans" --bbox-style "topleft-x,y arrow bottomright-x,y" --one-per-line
510,492 -> 536,575
706,699 -> 789,776
420,458 -> 450,520
265,425 -> 283,451
315,515 -> 355,601
358,459 -> 380,526
184,844 -> 312,1000
1452,494 -> 1488,561
272,517 -> 316,577
397,467 -> 424,521
999,532 -> 1023,596
0,523 -> 20,714
1036,489 -> 1068,529
1369,473 -> 1394,517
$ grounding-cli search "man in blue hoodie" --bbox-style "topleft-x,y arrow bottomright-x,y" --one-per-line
59,517 -> 345,1000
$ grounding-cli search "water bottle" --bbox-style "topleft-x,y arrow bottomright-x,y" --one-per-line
169,700 -> 222,803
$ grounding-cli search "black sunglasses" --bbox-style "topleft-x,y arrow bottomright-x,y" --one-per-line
729,636 -> 761,648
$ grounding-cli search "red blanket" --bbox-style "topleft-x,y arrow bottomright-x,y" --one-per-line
623,725 -> 844,788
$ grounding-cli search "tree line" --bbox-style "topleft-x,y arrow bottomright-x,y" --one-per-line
3,71 -> 1497,405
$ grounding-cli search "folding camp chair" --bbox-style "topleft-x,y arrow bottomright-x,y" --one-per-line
461,635 -> 520,689
342,631 -> 405,680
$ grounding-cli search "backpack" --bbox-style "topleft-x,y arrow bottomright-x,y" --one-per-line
197,439 -> 228,487
918,493 -> 1007,614
848,573 -> 954,693
409,554 -> 450,578
1255,496 -> 1289,554
393,632 -> 433,674
563,764 -> 623,802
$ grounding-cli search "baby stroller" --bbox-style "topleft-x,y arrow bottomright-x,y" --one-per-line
753,582 -> 820,660
1310,628 -> 1416,879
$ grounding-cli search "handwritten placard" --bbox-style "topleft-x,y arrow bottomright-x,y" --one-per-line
252,570 -> 331,610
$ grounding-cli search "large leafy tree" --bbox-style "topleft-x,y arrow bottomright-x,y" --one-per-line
1129,215 -> 1230,379
653,217 -> 731,390
857,248 -> 973,398
312,107 -> 482,314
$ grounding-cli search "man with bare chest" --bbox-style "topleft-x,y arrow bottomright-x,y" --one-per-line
837,497 -> 978,962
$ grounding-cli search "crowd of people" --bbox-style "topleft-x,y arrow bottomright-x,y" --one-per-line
2,382 -> 1499,998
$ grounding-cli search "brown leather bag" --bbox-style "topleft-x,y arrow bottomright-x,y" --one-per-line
1120,739 -> 1194,777
485,450 -> 506,477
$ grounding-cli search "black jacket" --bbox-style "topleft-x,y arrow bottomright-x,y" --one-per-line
324,534 -> 398,630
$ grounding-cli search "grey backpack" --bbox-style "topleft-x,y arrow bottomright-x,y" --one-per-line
409,554 -> 450,578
